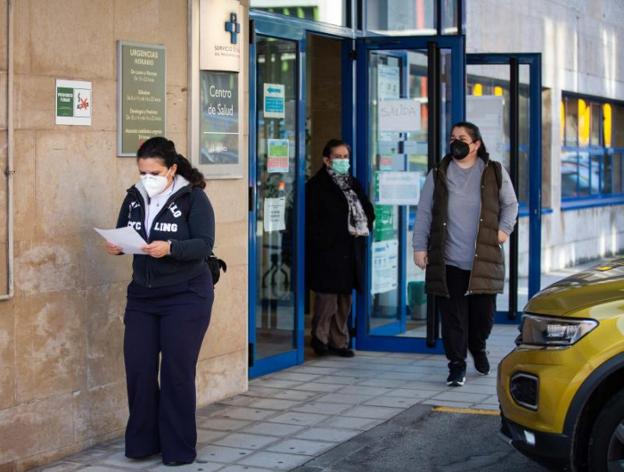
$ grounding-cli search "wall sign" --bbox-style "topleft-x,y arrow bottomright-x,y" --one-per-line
55,79 -> 92,126
199,71 -> 241,177
117,41 -> 166,156
200,0 -> 242,72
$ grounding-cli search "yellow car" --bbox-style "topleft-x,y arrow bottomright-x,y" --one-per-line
498,259 -> 624,471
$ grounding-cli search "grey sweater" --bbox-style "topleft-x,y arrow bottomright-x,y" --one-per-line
412,158 -> 519,271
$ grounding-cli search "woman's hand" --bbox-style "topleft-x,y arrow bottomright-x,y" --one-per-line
105,241 -> 123,255
414,251 -> 428,270
498,230 -> 509,244
143,241 -> 171,258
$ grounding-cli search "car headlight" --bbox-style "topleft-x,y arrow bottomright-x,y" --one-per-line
518,314 -> 598,348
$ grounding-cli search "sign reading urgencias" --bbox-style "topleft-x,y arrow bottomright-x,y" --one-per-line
200,0 -> 242,72
117,41 -> 166,156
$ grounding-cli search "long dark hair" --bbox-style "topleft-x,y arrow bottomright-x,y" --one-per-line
137,137 -> 206,189
451,121 -> 489,160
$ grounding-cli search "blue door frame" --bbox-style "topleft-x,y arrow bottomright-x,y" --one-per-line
467,53 -> 543,323
248,18 -> 307,378
353,35 -> 465,354
248,13 -> 361,377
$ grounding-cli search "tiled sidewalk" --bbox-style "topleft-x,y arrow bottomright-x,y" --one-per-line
35,325 -> 517,472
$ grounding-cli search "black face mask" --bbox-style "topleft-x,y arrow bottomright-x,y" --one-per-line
450,140 -> 470,160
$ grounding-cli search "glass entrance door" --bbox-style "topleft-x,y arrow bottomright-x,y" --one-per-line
354,36 -> 464,352
465,53 -> 542,322
249,23 -> 306,377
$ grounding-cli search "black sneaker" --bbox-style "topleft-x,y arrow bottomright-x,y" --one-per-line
473,350 -> 490,375
447,364 -> 466,387
328,346 -> 355,358
311,336 -> 329,356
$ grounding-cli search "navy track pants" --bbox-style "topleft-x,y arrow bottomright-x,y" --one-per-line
123,271 -> 213,463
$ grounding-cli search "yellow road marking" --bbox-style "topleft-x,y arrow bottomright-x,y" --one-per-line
432,406 -> 499,416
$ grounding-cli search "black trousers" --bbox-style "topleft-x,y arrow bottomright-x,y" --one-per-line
436,265 -> 495,369
123,271 -> 213,463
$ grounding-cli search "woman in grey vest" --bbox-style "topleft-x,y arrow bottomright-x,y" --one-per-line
412,122 -> 518,387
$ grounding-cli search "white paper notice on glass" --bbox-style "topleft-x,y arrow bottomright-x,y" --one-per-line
466,95 -> 506,167
263,83 -> 286,119
263,197 -> 286,232
378,171 -> 421,206
378,99 -> 422,132
372,239 -> 399,294
94,227 -> 147,255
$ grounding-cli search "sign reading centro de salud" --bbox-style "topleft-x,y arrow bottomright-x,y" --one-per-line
117,41 -> 166,156
200,0 -> 242,72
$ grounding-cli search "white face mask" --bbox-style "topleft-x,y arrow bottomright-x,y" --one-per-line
141,174 -> 169,198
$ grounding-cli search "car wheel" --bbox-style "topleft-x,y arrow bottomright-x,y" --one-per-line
588,389 -> 624,472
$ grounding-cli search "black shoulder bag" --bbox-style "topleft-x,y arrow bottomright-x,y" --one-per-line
207,253 -> 227,284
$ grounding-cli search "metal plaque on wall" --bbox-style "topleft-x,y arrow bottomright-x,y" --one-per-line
117,41 -> 166,156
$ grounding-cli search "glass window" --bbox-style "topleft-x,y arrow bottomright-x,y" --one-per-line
366,0 -> 436,35
590,154 -> 601,194
614,104 -> 624,148
614,153 -> 624,194
603,103 -> 612,147
603,152 -> 613,194
564,97 -> 578,146
441,0 -> 459,34
578,99 -> 590,147
561,151 -> 578,198
577,151 -> 590,196
253,36 -> 299,360
561,94 -> 624,200
590,103 -> 601,146
251,0 -> 348,27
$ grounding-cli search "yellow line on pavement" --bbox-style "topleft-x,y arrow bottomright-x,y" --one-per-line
432,406 -> 499,416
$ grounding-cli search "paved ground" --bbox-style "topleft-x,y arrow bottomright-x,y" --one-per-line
293,404 -> 546,472
33,324 -> 541,472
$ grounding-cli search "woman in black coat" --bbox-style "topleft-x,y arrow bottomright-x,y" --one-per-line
306,139 -> 375,357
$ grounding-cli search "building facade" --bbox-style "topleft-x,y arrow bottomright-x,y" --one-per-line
0,0 -> 623,470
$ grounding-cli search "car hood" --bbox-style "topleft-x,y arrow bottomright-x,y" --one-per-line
525,258 -> 624,317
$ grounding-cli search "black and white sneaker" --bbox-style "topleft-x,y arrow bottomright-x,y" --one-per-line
446,364 -> 466,387
473,350 -> 490,376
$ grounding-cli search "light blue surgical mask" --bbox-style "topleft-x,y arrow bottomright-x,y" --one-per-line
332,158 -> 350,175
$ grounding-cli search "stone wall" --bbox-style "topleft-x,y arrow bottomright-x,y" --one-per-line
0,1 -> 248,470
467,0 -> 624,270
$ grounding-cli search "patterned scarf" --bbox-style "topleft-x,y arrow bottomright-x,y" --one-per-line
326,166 -> 370,237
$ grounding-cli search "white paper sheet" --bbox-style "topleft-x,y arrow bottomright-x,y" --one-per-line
263,197 -> 286,232
94,227 -> 147,255
377,171 -> 421,206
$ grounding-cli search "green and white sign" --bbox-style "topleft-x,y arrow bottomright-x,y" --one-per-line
55,79 -> 92,126
267,139 -> 290,173
374,205 -> 395,242
118,41 -> 166,156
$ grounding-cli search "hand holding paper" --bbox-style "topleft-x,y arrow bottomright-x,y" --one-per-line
95,227 -> 147,255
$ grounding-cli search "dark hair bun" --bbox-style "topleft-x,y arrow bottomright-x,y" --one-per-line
137,137 -> 206,188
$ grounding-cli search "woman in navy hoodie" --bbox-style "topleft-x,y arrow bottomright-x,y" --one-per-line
104,137 -> 215,466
